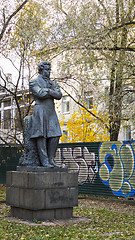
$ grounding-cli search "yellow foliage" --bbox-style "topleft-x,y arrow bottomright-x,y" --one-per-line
60,106 -> 110,143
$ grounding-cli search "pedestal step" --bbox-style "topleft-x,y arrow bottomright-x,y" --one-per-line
11,207 -> 73,221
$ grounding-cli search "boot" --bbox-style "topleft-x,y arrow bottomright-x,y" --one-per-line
42,160 -> 54,168
49,158 -> 60,168
47,137 -> 60,168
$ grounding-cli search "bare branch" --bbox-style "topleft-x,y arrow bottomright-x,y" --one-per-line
0,135 -> 11,147
25,99 -> 34,116
0,0 -> 29,41
123,89 -> 135,92
2,53 -> 20,72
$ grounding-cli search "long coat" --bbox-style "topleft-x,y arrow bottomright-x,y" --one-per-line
29,75 -> 62,138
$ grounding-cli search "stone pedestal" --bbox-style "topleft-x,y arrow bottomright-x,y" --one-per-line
6,168 -> 78,221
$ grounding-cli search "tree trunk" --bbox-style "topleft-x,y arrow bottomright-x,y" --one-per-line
109,1 -> 127,141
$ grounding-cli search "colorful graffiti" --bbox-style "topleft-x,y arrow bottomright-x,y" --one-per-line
99,141 -> 135,197
55,146 -> 98,183
0,141 -> 135,198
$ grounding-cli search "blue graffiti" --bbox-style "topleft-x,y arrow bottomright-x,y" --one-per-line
99,141 -> 135,198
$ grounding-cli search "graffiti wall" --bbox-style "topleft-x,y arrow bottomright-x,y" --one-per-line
55,141 -> 135,198
0,141 -> 135,198
98,141 -> 135,198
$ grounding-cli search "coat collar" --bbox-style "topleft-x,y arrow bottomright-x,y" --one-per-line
38,75 -> 52,88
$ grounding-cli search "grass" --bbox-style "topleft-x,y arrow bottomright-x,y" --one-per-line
0,185 -> 135,240
0,185 -> 6,201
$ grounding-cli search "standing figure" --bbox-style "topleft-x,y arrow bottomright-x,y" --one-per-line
29,61 -> 62,167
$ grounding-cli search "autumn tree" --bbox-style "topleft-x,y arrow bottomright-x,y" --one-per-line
60,106 -> 110,143
40,0 -> 135,141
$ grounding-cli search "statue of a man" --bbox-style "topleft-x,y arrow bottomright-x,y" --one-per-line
29,61 -> 62,167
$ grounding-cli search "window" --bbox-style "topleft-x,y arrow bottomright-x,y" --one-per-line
84,91 -> 93,109
124,126 -> 131,141
62,96 -> 70,113
63,130 -> 68,136
16,96 -> 24,106
6,73 -> 13,90
105,86 -> 109,95
6,73 -> 12,82
62,130 -> 68,143
15,108 -> 22,131
4,99 -> 11,108
4,109 -> 11,129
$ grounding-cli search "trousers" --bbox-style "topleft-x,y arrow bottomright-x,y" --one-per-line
36,136 -> 59,167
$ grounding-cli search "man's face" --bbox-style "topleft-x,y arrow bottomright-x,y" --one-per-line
42,65 -> 51,78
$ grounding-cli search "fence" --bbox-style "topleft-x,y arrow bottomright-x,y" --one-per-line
0,141 -> 135,198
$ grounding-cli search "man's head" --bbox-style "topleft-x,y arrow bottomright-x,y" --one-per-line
38,61 -> 51,78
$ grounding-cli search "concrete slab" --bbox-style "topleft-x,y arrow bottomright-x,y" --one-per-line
16,166 -> 68,172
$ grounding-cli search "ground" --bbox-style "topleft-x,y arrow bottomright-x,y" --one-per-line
78,196 -> 135,215
0,185 -> 135,239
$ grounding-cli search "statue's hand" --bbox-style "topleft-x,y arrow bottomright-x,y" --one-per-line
48,88 -> 62,100
42,87 -> 49,92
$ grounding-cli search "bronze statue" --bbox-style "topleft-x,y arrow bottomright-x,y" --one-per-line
19,62 -> 62,168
